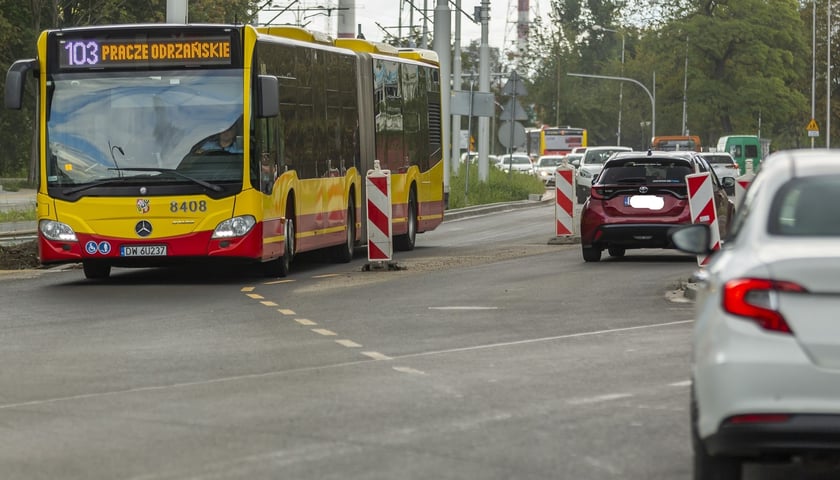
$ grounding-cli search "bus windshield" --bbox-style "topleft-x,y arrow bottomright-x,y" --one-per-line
46,69 -> 244,187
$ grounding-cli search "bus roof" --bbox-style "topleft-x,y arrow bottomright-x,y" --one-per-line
334,38 -> 399,55
256,25 -> 333,45
397,48 -> 439,65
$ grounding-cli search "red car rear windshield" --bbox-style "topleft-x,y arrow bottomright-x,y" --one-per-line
598,161 -> 693,185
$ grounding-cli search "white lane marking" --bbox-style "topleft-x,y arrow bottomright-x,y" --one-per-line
313,274 -> 339,279
397,320 -> 693,360
246,293 -> 264,300
567,393 -> 633,405
311,328 -> 337,336
277,309 -> 296,316
429,306 -> 499,311
0,321 -> 687,410
294,318 -> 317,326
264,279 -> 294,285
362,351 -> 392,361
335,339 -> 362,348
393,366 -> 426,375
240,287 -> 255,292
669,380 -> 691,387
260,301 -> 278,307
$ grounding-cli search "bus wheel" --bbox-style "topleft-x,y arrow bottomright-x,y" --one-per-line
83,261 -> 111,279
263,214 -> 294,277
278,215 -> 295,276
394,189 -> 417,251
333,203 -> 355,263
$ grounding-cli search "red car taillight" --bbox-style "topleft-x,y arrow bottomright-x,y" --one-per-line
724,413 -> 791,425
722,278 -> 807,334
590,186 -> 605,200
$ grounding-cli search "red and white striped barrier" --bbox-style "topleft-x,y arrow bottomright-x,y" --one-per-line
366,161 -> 392,263
686,172 -> 720,266
554,165 -> 575,236
734,172 -> 755,210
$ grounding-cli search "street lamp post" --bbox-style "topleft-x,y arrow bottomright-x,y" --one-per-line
567,72 -> 655,146
593,25 -> 624,145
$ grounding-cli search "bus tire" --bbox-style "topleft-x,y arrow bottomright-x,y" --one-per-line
333,202 -> 355,263
263,205 -> 294,277
394,188 -> 417,251
83,261 -> 111,279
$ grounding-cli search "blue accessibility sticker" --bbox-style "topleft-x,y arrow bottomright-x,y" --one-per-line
98,242 -> 112,255
85,241 -> 98,255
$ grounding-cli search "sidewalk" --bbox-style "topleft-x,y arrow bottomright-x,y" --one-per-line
0,189 -> 36,237
0,188 -> 36,212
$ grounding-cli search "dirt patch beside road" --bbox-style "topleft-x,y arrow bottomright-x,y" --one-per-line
0,241 -> 40,270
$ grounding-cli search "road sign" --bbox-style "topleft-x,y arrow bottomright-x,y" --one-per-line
499,98 -> 528,121
807,118 -> 819,137
501,71 -> 528,96
497,121 -> 526,149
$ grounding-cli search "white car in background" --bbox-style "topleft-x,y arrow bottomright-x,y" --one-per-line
572,146 -> 632,203
699,152 -> 740,181
496,153 -> 535,175
534,155 -> 566,185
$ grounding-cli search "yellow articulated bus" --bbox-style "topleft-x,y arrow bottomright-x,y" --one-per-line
4,24 -> 444,279
525,125 -> 587,158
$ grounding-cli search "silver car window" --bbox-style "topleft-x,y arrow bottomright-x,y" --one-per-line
769,176 -> 840,236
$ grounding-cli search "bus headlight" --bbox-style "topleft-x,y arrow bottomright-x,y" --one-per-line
212,215 -> 256,239
39,220 -> 78,241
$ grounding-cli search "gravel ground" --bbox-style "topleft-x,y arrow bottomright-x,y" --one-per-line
0,241 -> 40,270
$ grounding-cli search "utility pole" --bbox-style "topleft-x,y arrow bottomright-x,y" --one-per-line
433,0 -> 451,205
451,0 -> 463,176
477,0 -> 491,182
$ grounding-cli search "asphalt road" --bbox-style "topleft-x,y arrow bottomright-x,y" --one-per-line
0,202 -> 836,479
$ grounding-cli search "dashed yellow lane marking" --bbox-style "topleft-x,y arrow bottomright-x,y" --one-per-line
277,309 -> 296,315
312,328 -> 337,336
264,279 -> 295,285
241,287 -> 256,292
295,318 -> 317,326
335,339 -> 362,348
246,293 -> 264,300
362,351 -> 391,361
260,301 -> 278,307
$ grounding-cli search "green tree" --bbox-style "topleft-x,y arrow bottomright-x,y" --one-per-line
523,0 -> 811,150
645,0 -> 809,149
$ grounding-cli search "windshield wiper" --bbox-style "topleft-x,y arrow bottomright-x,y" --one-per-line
108,167 -> 223,192
63,176 -> 135,196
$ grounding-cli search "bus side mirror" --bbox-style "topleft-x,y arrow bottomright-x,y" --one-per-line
5,59 -> 36,110
256,74 -> 279,118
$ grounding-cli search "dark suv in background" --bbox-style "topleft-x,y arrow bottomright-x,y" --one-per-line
579,151 -> 735,262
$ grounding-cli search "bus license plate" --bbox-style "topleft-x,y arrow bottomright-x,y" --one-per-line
120,245 -> 167,257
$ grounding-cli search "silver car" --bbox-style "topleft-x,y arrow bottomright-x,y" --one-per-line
497,153 -> 535,175
534,155 -> 566,185
699,152 -> 740,181
573,146 -> 632,203
669,149 -> 840,479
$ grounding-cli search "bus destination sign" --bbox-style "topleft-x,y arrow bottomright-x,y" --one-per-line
59,36 -> 232,69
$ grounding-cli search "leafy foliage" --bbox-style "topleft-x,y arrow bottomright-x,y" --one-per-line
522,0 -> 817,150
449,163 -> 546,209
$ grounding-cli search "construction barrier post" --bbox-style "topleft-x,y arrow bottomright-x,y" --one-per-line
554,165 -> 575,237
734,172 -> 755,210
365,160 -> 393,268
686,172 -> 721,266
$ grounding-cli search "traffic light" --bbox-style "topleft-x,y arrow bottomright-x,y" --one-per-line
469,135 -> 475,152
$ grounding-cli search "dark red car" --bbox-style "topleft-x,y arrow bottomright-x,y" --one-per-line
580,151 -> 735,262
